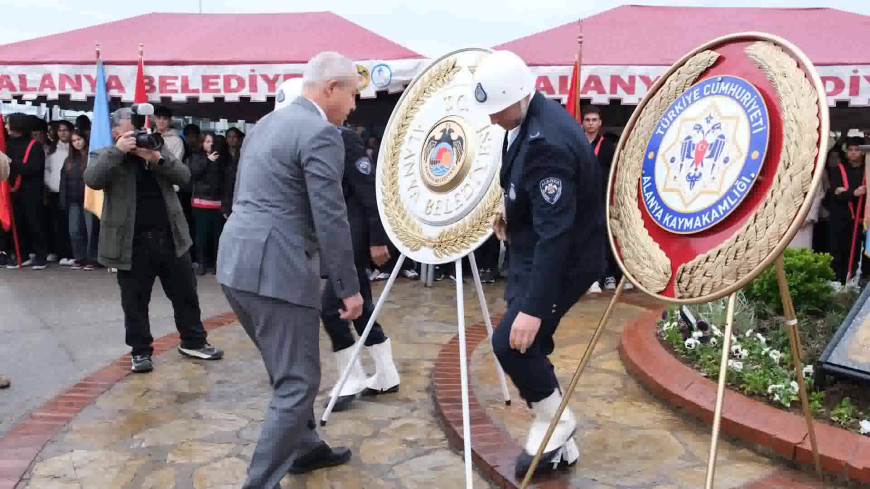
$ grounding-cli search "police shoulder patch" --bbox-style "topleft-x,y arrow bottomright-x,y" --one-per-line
539,177 -> 562,205
355,157 -> 372,175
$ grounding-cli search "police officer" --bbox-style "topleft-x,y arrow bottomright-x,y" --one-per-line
275,78 -> 401,412
472,51 -> 605,478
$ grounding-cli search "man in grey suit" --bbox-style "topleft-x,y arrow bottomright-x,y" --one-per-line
217,52 -> 364,488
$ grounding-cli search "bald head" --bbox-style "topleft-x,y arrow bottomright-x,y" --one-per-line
302,52 -> 360,125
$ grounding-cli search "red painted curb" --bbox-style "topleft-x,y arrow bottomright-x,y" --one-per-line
619,310 -> 870,485
0,312 -> 238,489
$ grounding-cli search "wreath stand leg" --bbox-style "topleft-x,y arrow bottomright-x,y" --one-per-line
468,252 -> 511,405
454,258 -> 475,488
775,256 -> 821,475
321,254 -> 406,426
520,277 -> 627,489
704,292 -> 737,489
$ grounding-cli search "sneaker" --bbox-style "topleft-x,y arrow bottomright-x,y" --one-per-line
20,258 -> 34,267
433,269 -> 446,281
604,277 -> 617,290
587,281 -> 602,294
0,252 -> 10,267
46,253 -> 59,262
59,258 -> 75,267
368,269 -> 381,281
0,375 -> 10,388
371,271 -> 390,282
71,261 -> 84,270
479,269 -> 495,284
83,262 -> 96,271
31,258 -> 48,270
401,269 -> 419,280
109,268 -> 118,273
131,355 -> 153,373
178,343 -> 224,360
623,281 -> 634,290
448,273 -> 465,283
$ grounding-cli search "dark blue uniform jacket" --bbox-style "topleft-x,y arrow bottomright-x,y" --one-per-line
500,92 -> 606,318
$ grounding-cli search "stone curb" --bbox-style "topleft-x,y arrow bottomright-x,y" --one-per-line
0,312 -> 239,489
619,309 -> 870,486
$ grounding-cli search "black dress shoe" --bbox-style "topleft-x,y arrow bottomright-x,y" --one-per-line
514,448 -> 574,480
287,442 -> 351,474
326,394 -> 356,412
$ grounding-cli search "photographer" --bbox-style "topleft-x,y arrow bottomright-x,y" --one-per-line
84,107 -> 223,373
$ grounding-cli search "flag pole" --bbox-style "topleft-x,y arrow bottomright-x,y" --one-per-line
574,22 -> 583,121
139,43 -> 149,129
9,201 -> 21,268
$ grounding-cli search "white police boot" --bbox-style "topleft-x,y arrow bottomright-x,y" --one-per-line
362,338 -> 400,395
328,346 -> 367,412
514,389 -> 579,479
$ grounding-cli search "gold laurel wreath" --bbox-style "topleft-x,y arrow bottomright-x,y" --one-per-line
673,41 -> 820,298
381,59 -> 503,258
609,50 -> 721,293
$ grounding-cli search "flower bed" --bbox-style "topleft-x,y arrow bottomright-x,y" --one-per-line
656,248 -> 870,436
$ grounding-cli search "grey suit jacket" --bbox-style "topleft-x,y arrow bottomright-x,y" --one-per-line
217,97 -> 360,309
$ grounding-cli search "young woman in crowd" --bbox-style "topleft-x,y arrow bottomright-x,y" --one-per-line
189,132 -> 227,275
45,120 -> 74,265
60,128 -> 97,270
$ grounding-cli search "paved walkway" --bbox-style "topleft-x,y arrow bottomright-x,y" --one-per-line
0,267 -> 230,437
471,294 -> 846,488
8,277 -> 836,488
16,278 -> 499,489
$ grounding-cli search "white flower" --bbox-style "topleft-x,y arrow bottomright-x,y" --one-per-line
802,365 -> 814,378
731,344 -> 743,355
737,348 -> 749,360
769,350 -> 783,363
762,347 -> 771,355
728,360 -> 744,371
685,338 -> 699,350
731,334 -> 739,343
661,321 -> 673,332
745,329 -> 755,338
755,333 -> 766,344
790,381 -> 799,395
767,383 -> 784,394
710,337 -> 719,347
860,420 -> 870,435
711,325 -> 722,337
692,330 -> 704,339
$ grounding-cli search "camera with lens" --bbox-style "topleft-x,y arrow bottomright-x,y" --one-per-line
130,103 -> 164,151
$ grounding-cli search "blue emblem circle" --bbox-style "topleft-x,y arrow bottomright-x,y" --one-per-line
428,142 -> 454,177
641,75 -> 770,234
371,63 -> 392,88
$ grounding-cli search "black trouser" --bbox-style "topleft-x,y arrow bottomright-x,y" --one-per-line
116,231 -> 208,357
179,190 -> 195,262
321,265 -> 386,352
46,192 -> 71,258
380,242 -> 415,273
475,236 -> 500,270
13,189 -> 47,261
829,213 -> 863,284
193,207 -> 224,269
492,283 -> 586,403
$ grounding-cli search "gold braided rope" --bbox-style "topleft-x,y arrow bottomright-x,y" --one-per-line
674,41 -> 819,298
381,58 -> 503,259
610,50 -> 720,292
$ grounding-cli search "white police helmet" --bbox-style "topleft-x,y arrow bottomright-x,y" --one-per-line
471,51 -> 536,115
274,78 -> 304,111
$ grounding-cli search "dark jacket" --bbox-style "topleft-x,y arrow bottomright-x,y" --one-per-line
500,91 -> 606,318
59,152 -> 87,210
189,151 -> 226,202
826,163 -> 865,224
591,134 -> 616,202
83,146 -> 192,270
5,136 -> 45,194
221,152 -> 240,216
339,127 -> 388,267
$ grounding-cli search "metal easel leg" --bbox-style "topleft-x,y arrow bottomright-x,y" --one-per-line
704,292 -> 737,489
455,259 -> 474,488
775,256 -> 821,475
520,277 -> 626,488
320,254 -> 406,426
467,252 -> 511,405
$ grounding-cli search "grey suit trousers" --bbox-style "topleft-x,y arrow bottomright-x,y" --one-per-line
222,285 -> 322,489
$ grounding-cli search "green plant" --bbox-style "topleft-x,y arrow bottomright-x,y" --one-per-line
831,397 -> 857,426
809,390 -> 825,415
744,248 -> 834,316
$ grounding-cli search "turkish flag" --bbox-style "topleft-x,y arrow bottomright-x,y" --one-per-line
134,54 -> 149,127
565,58 -> 581,122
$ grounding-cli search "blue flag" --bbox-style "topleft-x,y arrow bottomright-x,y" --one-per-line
84,58 -> 111,219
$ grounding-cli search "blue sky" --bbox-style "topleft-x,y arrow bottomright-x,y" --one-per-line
0,0 -> 867,58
